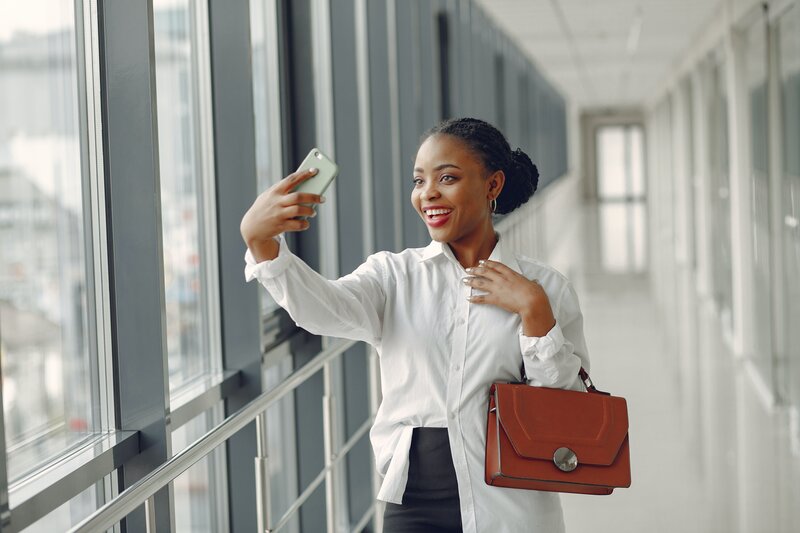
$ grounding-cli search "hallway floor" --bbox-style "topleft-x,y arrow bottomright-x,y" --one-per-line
561,200 -> 714,533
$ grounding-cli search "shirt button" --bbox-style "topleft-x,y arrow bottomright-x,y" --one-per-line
456,317 -> 465,326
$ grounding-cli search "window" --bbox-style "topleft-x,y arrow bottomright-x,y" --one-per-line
778,4 -> 800,412
250,0 -> 285,318
172,408 -> 227,533
152,0 -> 226,526
744,12 -> 774,388
596,126 -> 645,201
152,0 -> 221,392
595,125 -> 647,273
705,54 -> 734,335
0,0 -> 104,483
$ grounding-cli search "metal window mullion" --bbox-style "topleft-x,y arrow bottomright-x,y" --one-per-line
766,10 -> 787,404
0,368 -> 8,532
321,362 -> 337,533
77,0 -> 122,519
355,0 -> 374,257
185,6 -> 232,528
355,2 -> 380,527
386,0 -> 403,252
204,0 -> 263,530
310,1 -> 350,529
264,0 -> 286,184
191,0 -> 224,380
98,0 -> 175,529
724,25 -> 758,363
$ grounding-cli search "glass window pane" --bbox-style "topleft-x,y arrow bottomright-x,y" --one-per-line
597,126 -> 644,201
153,0 -> 218,391
23,478 -> 108,532
778,4 -> 800,411
705,55 -> 734,332
0,0 -> 100,481
171,408 -> 226,533
745,13 -> 774,386
597,126 -> 627,199
249,0 -> 282,318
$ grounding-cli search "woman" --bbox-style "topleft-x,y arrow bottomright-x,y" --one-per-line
240,118 -> 590,532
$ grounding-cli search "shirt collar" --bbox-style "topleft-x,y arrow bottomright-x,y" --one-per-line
419,233 -> 522,273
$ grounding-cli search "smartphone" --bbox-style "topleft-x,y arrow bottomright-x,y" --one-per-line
292,148 -> 338,218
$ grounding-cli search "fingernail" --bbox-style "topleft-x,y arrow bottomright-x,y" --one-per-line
319,196 -> 326,203
310,211 -> 317,217
478,259 -> 486,265
461,277 -> 471,284
465,267 -> 474,273
309,167 -> 318,173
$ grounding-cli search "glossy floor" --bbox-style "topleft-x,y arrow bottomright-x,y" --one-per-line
560,200 -> 800,533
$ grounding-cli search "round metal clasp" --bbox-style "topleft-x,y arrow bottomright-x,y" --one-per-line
553,447 -> 578,472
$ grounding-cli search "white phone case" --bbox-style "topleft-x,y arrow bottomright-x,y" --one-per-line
293,148 -> 338,197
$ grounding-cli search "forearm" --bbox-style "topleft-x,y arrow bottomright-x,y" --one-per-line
247,236 -> 280,262
245,235 -> 386,346
519,311 -> 556,337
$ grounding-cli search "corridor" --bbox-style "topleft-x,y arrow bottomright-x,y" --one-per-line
562,201 -> 799,533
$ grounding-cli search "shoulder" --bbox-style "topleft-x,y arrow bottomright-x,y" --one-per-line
358,246 -> 426,281
370,246 -> 428,265
512,253 -> 572,288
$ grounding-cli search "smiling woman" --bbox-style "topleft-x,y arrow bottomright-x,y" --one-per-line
241,117 -> 589,533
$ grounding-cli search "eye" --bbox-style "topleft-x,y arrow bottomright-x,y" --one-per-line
412,177 -> 423,186
440,174 -> 457,183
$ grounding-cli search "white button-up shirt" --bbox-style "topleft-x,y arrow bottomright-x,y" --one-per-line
244,233 -> 590,533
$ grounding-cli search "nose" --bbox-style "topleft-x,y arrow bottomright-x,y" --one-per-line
421,180 -> 440,200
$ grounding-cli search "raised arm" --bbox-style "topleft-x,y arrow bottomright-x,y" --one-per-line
241,168 -> 386,346
244,236 -> 386,346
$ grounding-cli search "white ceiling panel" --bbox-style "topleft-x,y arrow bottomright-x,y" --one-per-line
475,0 -> 722,109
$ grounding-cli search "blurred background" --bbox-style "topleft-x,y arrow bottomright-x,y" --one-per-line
0,0 -> 798,531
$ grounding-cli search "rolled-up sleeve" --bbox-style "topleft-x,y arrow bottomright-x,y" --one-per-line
519,280 -> 589,390
244,234 -> 387,347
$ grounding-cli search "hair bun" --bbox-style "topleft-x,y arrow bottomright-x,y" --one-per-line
495,148 -> 538,214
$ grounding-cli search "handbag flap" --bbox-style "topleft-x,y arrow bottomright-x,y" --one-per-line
493,383 -> 628,466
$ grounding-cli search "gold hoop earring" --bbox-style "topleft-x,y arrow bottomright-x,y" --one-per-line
490,198 -> 497,213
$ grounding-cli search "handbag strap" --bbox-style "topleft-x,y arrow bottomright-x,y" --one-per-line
520,365 -> 611,396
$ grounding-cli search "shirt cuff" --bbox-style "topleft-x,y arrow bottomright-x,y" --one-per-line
519,321 -> 566,361
244,234 -> 292,282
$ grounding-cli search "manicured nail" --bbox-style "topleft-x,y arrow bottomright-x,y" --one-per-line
461,277 -> 471,284
319,196 -> 326,203
478,259 -> 486,265
465,267 -> 474,273
310,211 -> 317,217
309,167 -> 318,173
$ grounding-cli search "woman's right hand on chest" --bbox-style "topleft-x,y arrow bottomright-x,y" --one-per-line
240,168 -> 326,262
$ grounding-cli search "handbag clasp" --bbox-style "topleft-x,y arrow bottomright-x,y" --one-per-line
553,447 -> 578,472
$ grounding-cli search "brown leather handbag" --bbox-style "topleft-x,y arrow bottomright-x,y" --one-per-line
485,368 -> 631,495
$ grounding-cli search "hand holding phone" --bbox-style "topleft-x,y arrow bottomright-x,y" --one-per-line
240,148 -> 336,262
291,148 -> 338,218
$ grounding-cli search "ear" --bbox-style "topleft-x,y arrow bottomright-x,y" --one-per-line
487,170 -> 506,199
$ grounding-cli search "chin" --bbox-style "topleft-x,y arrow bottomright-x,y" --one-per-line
426,227 -> 456,243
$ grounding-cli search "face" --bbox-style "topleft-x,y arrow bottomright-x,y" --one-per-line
411,134 -> 504,243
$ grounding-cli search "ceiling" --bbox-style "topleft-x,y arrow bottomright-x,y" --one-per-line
475,0 -> 722,110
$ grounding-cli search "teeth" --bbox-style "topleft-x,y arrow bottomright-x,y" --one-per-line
425,208 -> 452,216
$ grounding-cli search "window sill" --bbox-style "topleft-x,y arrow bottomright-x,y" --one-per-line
7,430 -> 139,533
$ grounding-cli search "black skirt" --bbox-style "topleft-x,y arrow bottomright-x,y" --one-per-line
382,427 -> 463,533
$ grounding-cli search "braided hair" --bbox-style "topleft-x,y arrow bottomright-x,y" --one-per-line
420,117 -> 539,215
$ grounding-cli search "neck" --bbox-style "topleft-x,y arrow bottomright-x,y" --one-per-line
448,220 -> 498,269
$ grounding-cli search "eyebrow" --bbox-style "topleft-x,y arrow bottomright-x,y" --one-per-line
413,163 -> 462,173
